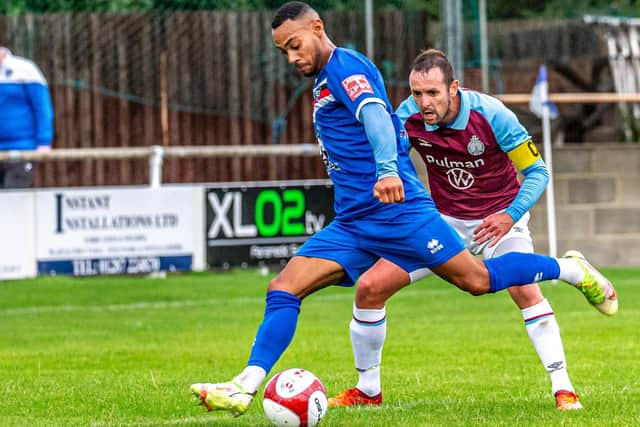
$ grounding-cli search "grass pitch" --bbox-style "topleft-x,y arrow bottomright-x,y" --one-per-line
1,269 -> 639,426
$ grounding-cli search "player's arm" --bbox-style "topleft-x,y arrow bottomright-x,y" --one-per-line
474,141 -> 549,246
473,97 -> 548,245
395,96 -> 418,128
504,140 -> 549,223
359,102 -> 404,203
483,98 -> 550,222
395,96 -> 418,152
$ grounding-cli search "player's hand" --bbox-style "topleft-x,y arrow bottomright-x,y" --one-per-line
473,212 -> 515,247
373,176 -> 405,203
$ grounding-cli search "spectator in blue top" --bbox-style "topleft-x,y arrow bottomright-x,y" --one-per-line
0,47 -> 53,188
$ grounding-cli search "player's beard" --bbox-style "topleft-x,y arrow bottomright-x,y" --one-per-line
304,50 -> 323,76
435,97 -> 452,125
423,97 -> 451,125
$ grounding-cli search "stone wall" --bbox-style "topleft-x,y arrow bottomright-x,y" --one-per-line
529,143 -> 640,267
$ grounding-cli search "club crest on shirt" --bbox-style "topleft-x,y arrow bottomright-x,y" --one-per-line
341,74 -> 373,101
467,135 -> 485,156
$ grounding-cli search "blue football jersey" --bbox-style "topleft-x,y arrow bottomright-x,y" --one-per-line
312,48 -> 431,219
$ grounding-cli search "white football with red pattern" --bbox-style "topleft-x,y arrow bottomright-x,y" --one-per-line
262,368 -> 328,427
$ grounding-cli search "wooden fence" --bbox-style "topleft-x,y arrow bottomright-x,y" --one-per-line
0,11 -> 604,187
0,10 -> 430,187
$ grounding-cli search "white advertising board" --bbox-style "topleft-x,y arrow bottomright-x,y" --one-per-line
0,191 -> 35,280
35,186 -> 203,276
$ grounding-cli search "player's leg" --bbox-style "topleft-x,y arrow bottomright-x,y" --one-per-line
191,221 -> 378,416
192,256 -> 344,415
337,213 -> 577,407
432,247 -> 617,315
479,213 -> 582,410
436,213 -> 553,296
369,210 -> 618,312
508,283 -> 582,410
330,259 -> 416,407
329,211 -> 464,408
485,215 -> 583,410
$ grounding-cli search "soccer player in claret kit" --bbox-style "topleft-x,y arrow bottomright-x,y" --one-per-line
191,2 -> 617,418
329,49 -> 618,411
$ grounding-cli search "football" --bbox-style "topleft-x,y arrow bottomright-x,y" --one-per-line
262,368 -> 328,427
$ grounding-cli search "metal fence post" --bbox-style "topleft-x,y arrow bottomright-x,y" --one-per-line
149,145 -> 164,188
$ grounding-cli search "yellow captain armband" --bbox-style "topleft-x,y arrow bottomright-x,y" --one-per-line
507,139 -> 541,171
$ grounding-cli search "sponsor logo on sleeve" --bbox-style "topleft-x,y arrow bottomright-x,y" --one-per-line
341,74 -> 374,101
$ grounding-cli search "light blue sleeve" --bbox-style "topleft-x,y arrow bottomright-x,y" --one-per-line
470,93 -> 545,221
395,96 -> 419,151
395,96 -> 419,127
472,93 -> 531,152
505,159 -> 549,222
359,102 -> 399,179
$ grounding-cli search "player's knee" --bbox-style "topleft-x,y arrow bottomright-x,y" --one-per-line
267,275 -> 292,292
455,276 -> 489,296
355,275 -> 389,307
464,282 -> 486,296
508,284 -> 544,308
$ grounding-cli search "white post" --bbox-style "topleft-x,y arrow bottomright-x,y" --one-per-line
365,0 -> 374,60
441,0 -> 464,84
149,145 -> 164,188
541,90 -> 557,258
479,0 -> 489,93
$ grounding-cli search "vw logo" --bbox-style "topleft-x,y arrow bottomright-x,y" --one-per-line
447,168 -> 474,189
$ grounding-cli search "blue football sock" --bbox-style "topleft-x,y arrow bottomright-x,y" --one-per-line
484,252 -> 560,293
247,290 -> 301,373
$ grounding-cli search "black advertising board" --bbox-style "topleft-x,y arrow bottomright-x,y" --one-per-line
206,180 -> 334,268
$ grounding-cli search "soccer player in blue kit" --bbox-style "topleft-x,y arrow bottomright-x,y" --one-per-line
191,2 -> 617,417
329,49 -> 618,411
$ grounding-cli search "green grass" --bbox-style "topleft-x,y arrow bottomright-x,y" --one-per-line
1,269 -> 639,426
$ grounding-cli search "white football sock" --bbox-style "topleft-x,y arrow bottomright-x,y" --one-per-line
351,305 -> 386,397
522,299 -> 574,394
556,258 -> 584,285
233,365 -> 266,394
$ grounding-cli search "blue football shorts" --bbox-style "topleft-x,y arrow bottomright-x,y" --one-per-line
296,206 -> 465,286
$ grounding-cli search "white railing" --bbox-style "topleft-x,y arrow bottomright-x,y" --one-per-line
496,92 -> 640,104
3,91 -> 639,187
0,143 -> 319,188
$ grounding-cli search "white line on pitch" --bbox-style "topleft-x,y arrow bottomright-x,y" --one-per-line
0,287 -> 448,316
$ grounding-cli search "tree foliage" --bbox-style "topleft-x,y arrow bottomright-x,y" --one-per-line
0,0 -> 638,18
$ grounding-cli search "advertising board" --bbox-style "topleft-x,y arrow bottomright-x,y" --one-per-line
36,186 -> 203,276
206,180 -> 334,268
0,191 -> 35,279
